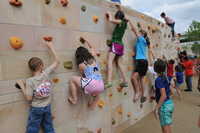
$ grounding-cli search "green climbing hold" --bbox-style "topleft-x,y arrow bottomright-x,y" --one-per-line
45,0 -> 50,4
111,120 -> 115,125
80,37 -> 85,44
124,92 -> 127,95
164,34 -> 166,37
137,22 -> 140,27
140,103 -> 143,108
63,61 -> 73,69
158,21 -> 160,25
168,35 -> 170,38
81,5 -> 86,12
106,39 -> 112,47
156,43 -> 158,47
152,29 -> 156,33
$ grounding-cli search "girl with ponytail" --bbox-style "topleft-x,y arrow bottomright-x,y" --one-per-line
128,19 -> 150,103
154,59 -> 174,132
104,2 -> 128,89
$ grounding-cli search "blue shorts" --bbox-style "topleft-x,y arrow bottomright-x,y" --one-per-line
159,99 -> 174,127
26,104 -> 55,133
177,83 -> 182,87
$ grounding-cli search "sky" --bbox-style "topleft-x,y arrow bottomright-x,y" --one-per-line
121,0 -> 200,34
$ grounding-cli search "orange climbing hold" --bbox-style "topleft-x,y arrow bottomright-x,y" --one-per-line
118,108 -> 122,114
93,15 -> 98,23
150,63 -> 153,66
97,128 -> 102,133
127,66 -> 131,70
97,100 -> 104,108
117,85 -> 123,92
172,53 -> 174,55
147,24 -> 151,30
159,55 -> 161,57
132,52 -> 136,57
135,117 -> 138,121
52,115 -> 55,120
109,92 -> 113,97
96,53 -> 101,57
127,112 -> 131,117
155,26 -> 158,31
52,78 -> 59,83
166,26 -> 168,28
153,45 -> 155,48
43,36 -> 53,42
60,17 -> 66,24
141,15 -> 144,19
177,42 -> 179,44
87,102 -> 90,107
9,36 -> 23,50
161,23 -> 164,27
167,43 -> 169,46
144,77 -> 147,84
149,82 -> 151,87
61,0 -> 68,6
9,0 -> 23,6
159,36 -> 160,39
150,98 -> 153,103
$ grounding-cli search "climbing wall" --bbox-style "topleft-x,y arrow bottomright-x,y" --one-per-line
0,0 -> 180,133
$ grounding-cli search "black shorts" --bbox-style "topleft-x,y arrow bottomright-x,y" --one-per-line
135,59 -> 148,76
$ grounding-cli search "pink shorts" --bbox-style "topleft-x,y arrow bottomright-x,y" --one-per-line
109,42 -> 124,56
81,78 -> 104,97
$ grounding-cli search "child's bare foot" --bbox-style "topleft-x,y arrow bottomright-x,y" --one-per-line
68,95 -> 77,105
88,101 -> 95,110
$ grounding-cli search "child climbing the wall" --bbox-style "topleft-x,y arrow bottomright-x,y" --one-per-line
68,35 -> 104,110
173,65 -> 183,100
17,41 -> 60,133
128,20 -> 150,103
163,55 -> 174,84
104,2 -> 128,89
160,12 -> 175,40
154,59 -> 174,132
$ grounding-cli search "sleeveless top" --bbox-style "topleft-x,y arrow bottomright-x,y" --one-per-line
112,20 -> 126,46
83,58 -> 103,81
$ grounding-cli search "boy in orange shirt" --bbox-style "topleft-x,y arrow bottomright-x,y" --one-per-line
178,56 -> 193,92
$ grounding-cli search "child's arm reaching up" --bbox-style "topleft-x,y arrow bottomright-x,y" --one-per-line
106,12 -> 121,25
162,55 -> 168,64
128,19 -> 139,39
46,42 -> 60,69
149,47 -> 157,61
114,2 -> 122,11
80,35 -> 96,57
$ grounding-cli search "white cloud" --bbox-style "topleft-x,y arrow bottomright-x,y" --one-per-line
121,0 -> 200,33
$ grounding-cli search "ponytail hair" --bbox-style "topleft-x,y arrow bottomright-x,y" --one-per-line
154,59 -> 167,82
115,11 -> 127,29
139,30 -> 150,46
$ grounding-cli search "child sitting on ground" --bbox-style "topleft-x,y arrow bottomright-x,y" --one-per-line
154,59 -> 174,133
173,65 -> 183,100
160,12 -> 175,40
17,41 -> 60,133
68,35 -> 104,110
163,55 -> 174,83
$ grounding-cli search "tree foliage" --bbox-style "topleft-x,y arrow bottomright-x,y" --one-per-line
191,42 -> 200,55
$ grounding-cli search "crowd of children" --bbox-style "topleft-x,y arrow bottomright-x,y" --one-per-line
15,2 -> 198,133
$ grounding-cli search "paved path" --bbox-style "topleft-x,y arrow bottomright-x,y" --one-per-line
123,76 -> 200,133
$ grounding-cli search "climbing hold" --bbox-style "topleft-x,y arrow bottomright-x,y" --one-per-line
127,66 -> 130,70
162,55 -> 165,58
172,53 -> 174,55
109,92 -> 113,97
117,85 -> 123,92
159,36 -> 160,39
177,42 -> 179,44
141,15 -> 144,19
166,26 -> 168,28
161,23 -> 164,27
158,21 -> 160,25
61,0 -> 68,6
167,43 -> 169,46
164,34 -> 166,37
168,35 -> 170,38
9,0 -> 23,6
150,63 -> 152,66
93,15 -> 98,24
96,53 -> 101,57
153,45 -> 155,49
111,119 -> 115,125
118,108 -> 122,114
106,13 -> 109,18
97,100 -> 104,108
106,39 -> 112,47
175,46 -> 177,49
79,37 -> 85,44
155,26 -> 159,31
147,24 -> 151,30
15,83 -> 21,89
175,35 -> 177,38
152,29 -> 156,33
52,78 -> 59,83
45,0 -> 50,4
149,82 -> 151,87
170,33 -> 172,35
131,28 -> 133,31
159,55 -> 161,57
97,128 -> 102,133
81,5 -> 86,12
156,43 -> 158,47
124,92 -> 127,95
60,17 -> 66,24
144,77 -> 147,84
137,22 -> 140,27
9,36 -> 23,50
52,115 -> 55,120
135,117 -> 138,121
63,61 -> 73,69
140,103 -> 143,108
132,52 -> 136,57
150,98 -> 153,103
43,36 -> 53,42
127,112 -> 131,117
87,102 -> 90,107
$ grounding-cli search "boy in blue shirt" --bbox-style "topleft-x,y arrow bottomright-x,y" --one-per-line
173,65 -> 183,100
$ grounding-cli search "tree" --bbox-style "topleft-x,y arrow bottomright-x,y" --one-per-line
191,42 -> 200,55
182,45 -> 188,51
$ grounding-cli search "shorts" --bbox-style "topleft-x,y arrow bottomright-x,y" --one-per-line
177,83 -> 182,87
159,99 -> 174,127
135,59 -> 148,76
26,104 -> 54,133
81,78 -> 104,97
109,42 -> 124,56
